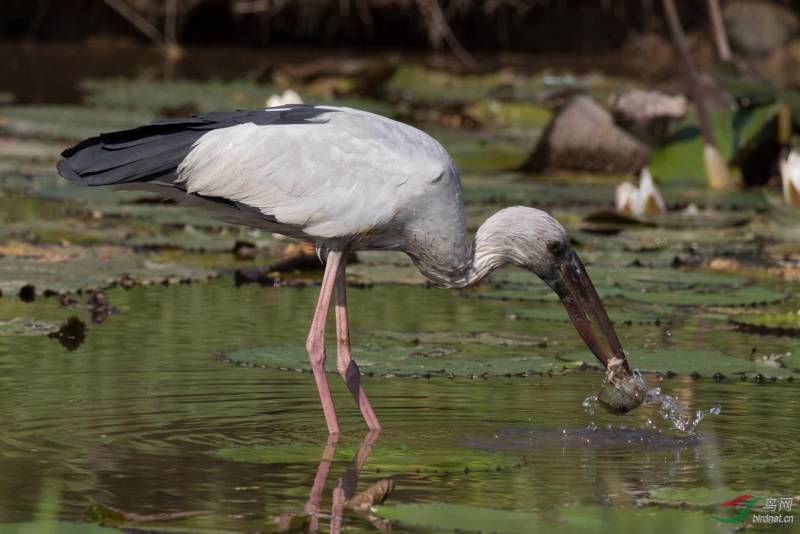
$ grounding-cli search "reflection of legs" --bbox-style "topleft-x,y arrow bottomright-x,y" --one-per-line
334,262 -> 381,430
331,429 -> 381,534
330,481 -> 345,534
340,429 -> 381,499
304,435 -> 338,533
306,251 -> 343,435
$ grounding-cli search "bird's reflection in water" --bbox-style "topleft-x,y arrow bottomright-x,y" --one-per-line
277,430 -> 392,533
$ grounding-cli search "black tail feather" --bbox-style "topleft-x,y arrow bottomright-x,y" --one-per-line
57,106 -> 336,187
58,122 -> 206,186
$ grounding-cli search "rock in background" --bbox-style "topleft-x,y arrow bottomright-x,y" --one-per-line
521,95 -> 650,175
608,89 -> 688,144
723,0 -> 799,57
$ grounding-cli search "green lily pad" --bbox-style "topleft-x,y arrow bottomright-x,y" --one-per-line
619,285 -> 788,307
372,503 -> 718,534
460,174 -> 616,208
82,78 -> 396,118
464,101 -> 552,129
436,130 -> 536,175
68,203 -> 239,231
82,78 -> 280,114
508,307 -> 661,325
0,105 -> 141,141
384,65 -> 537,105
492,266 -> 748,292
0,318 -> 59,336
586,349 -> 795,378
0,248 -> 216,295
221,338 -> 587,378
661,187 -> 768,211
0,137 -> 62,162
215,441 -> 523,474
0,521 -> 119,534
730,310 -> 800,336
641,486 -> 764,508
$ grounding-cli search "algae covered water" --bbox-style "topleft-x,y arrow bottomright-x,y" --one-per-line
0,280 -> 798,532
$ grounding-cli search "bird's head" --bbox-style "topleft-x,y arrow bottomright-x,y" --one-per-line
481,207 -> 631,375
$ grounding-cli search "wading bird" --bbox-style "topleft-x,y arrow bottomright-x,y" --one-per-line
58,105 -> 632,434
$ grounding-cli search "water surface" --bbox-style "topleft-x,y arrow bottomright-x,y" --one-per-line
0,281 -> 797,532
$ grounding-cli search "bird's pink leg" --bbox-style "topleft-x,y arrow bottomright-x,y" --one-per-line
306,250 -> 343,435
334,263 -> 381,431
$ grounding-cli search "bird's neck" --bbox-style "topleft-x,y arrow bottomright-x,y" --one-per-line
411,214 -> 510,289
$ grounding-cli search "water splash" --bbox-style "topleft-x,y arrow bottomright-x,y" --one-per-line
646,385 -> 721,435
583,370 -> 721,436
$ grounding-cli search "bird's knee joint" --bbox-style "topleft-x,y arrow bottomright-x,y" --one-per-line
306,340 -> 325,363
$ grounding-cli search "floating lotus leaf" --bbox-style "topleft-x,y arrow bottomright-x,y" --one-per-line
619,285 -> 788,307
561,349 -> 796,378
508,306 -> 661,325
460,174 -> 616,207
372,329 -> 540,345
347,262 -> 426,285
463,101 -> 552,129
484,267 -> 751,306
82,78 -> 281,114
215,440 -> 523,474
126,227 -> 281,253
647,210 -> 754,230
26,179 -> 155,206
0,137 -> 61,161
221,340 -> 585,378
372,503 -> 717,534
0,318 -> 59,336
82,78 -> 397,117
640,486 -> 764,508
0,105 -> 141,141
69,203 -> 238,230
0,247 -> 216,295
662,187 -> 768,211
465,286 -> 558,303
0,521 -> 118,534
435,130 -> 535,174
610,228 -> 761,262
730,310 -> 800,336
384,65 -> 539,104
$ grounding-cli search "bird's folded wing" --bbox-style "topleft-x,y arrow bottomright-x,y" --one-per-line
177,107 -> 450,238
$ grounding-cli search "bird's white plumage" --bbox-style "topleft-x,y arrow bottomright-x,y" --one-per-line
176,106 -> 453,238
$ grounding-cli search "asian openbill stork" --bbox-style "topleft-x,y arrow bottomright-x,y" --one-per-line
58,105 -> 633,434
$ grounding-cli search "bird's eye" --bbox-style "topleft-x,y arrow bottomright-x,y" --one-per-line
547,241 -> 565,257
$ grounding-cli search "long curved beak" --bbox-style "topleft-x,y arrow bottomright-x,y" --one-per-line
547,250 -> 632,375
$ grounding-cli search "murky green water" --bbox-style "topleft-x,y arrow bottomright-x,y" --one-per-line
1,280 -> 798,532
